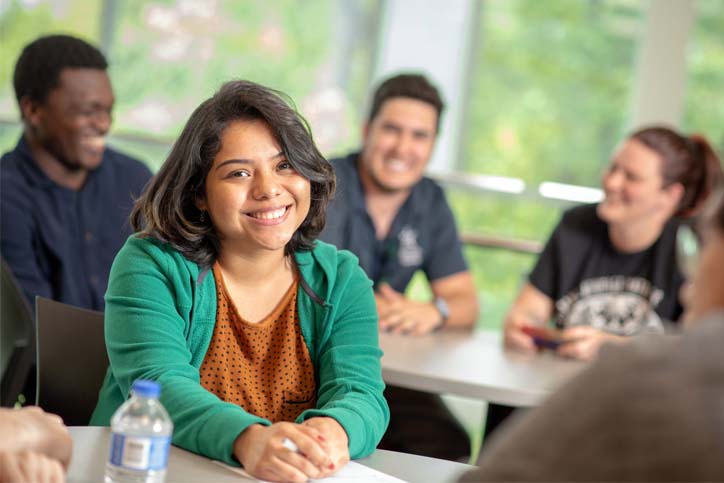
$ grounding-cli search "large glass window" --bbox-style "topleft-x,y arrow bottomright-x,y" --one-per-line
0,0 -> 380,169
453,0 -> 645,328
462,0 -> 643,186
683,0 -> 724,152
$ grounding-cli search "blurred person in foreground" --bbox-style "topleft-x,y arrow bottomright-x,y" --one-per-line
505,126 -> 723,361
320,73 -> 478,461
0,34 -> 151,312
0,406 -> 72,483
461,187 -> 724,482
90,80 -> 388,483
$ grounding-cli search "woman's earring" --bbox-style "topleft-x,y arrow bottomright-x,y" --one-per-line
200,211 -> 206,223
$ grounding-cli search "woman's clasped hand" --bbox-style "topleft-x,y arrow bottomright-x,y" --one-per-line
235,418 -> 349,483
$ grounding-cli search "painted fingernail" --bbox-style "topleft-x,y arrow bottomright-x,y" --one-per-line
328,463 -> 335,470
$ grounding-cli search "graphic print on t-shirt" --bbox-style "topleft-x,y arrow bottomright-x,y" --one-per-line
555,275 -> 665,335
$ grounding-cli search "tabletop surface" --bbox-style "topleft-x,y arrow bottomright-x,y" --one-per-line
68,426 -> 472,483
379,329 -> 587,407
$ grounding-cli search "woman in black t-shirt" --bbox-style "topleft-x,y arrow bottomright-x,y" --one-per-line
504,126 -> 723,361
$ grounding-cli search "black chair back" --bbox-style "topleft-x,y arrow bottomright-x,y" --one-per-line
35,296 -> 108,425
0,259 -> 34,407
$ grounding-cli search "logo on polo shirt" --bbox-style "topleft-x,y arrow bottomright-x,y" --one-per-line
397,226 -> 423,267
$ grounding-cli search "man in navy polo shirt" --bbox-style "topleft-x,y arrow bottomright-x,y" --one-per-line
321,73 -> 479,461
1,35 -> 152,312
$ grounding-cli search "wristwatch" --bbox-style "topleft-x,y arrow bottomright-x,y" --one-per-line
433,297 -> 450,330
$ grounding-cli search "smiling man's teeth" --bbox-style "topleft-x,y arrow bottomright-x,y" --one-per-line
250,207 -> 287,220
386,159 -> 409,172
84,136 -> 106,149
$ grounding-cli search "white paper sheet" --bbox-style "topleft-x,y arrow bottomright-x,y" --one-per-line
212,460 -> 408,482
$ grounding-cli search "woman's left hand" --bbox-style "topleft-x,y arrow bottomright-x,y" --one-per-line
556,326 -> 625,361
301,417 -> 349,478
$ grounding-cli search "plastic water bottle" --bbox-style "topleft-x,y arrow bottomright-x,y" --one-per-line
104,380 -> 173,483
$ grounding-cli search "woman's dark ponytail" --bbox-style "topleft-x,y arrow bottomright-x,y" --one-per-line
630,126 -> 723,217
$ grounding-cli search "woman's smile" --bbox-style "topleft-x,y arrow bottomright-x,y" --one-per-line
245,205 -> 291,225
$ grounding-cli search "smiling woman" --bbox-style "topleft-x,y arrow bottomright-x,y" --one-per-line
89,80 -> 389,483
504,125 -> 724,361
483,125 -> 724,441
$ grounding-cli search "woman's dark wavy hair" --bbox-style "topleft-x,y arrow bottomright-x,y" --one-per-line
130,80 -> 335,267
630,125 -> 723,217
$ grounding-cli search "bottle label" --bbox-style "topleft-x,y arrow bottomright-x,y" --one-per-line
109,433 -> 171,471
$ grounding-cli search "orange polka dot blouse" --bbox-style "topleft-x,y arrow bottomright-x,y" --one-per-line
199,262 -> 317,422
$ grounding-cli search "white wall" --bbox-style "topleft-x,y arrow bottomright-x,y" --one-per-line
629,0 -> 695,129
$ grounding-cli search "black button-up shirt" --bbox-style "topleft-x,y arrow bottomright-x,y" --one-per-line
320,152 -> 468,292
1,136 -> 152,311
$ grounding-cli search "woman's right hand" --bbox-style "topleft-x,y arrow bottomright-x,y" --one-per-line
233,423 -> 334,483
503,313 -> 538,353
503,283 -> 554,353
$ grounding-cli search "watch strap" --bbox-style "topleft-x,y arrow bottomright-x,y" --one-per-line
433,296 -> 449,330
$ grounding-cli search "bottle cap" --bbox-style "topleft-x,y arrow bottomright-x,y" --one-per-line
131,379 -> 161,398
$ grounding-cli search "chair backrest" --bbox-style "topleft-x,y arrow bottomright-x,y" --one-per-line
0,259 -> 35,407
35,296 -> 108,425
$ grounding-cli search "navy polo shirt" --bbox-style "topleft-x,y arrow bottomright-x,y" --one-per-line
0,136 -> 152,311
320,152 -> 468,292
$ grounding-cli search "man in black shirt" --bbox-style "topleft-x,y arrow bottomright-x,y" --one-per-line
320,73 -> 478,461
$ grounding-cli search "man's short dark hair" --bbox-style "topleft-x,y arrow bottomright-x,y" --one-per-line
13,34 -> 108,106
367,73 -> 445,131
131,79 -> 336,267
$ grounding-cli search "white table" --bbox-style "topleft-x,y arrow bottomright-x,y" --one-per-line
379,329 -> 586,407
68,427 -> 472,482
